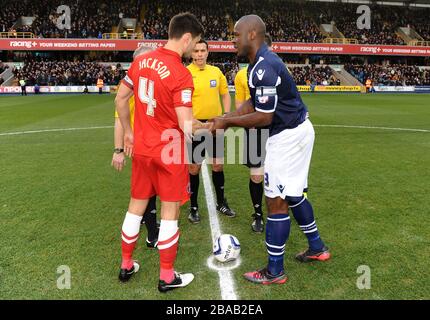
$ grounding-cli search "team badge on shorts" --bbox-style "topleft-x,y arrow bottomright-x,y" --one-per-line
210,80 -> 217,87
264,173 -> 269,187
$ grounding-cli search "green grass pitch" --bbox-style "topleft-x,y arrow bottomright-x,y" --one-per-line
0,93 -> 429,299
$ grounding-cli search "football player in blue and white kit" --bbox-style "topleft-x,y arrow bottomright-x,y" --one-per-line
210,15 -> 331,284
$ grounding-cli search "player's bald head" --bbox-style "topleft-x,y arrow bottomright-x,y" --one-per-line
233,15 -> 266,58
235,15 -> 266,40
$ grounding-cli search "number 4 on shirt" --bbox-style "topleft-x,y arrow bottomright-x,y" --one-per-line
138,76 -> 157,117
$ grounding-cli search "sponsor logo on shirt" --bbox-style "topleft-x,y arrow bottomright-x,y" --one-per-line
181,89 -> 192,104
256,69 -> 265,81
256,86 -> 277,96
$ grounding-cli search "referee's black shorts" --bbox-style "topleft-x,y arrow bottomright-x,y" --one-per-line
242,127 -> 269,168
188,119 -> 224,164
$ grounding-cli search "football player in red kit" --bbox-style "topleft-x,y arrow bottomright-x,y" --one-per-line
115,12 -> 205,292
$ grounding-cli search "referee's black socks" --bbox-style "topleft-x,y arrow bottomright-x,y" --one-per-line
190,173 -> 200,209
212,170 -> 225,205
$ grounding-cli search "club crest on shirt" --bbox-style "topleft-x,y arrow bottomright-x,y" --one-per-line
210,80 -> 217,87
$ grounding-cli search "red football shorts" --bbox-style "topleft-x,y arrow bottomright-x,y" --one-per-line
131,154 -> 190,205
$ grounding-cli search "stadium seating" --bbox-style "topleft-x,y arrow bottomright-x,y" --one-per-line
13,59 -> 125,86
11,56 -> 347,87
289,65 -> 339,86
345,64 -> 430,86
10,55 -> 430,88
1,0 -> 429,45
3,0 -> 430,88
0,61 -> 9,74
0,0 -> 139,38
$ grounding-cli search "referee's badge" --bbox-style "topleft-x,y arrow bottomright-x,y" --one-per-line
210,80 -> 217,87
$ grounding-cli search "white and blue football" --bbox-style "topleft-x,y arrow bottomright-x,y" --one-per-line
213,234 -> 241,263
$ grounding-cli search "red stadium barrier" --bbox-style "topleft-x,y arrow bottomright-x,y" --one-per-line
2,39 -> 430,56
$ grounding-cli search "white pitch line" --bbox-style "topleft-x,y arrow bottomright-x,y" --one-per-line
1,124 -> 428,137
201,160 -> 238,300
314,124 -> 429,133
0,126 -> 114,136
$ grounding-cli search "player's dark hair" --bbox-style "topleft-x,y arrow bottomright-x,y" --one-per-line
196,39 -> 208,49
168,12 -> 205,40
265,33 -> 272,46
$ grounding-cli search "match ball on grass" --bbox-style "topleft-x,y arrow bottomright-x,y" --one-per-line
213,234 -> 241,263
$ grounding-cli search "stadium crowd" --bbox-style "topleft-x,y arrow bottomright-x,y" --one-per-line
13,59 -> 125,86
0,61 -> 9,74
141,0 -> 231,40
10,54 -> 351,87
140,0 -> 324,42
0,61 -> 10,85
345,64 -> 430,86
314,2 -> 405,45
9,58 -> 430,88
0,0 -> 140,38
2,0 -> 429,44
415,25 -> 430,41
290,65 -> 340,86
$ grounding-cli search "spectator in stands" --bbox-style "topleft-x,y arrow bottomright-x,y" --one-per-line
14,59 -> 126,86
1,0 -> 429,44
290,65 -> 334,86
0,61 -> 8,74
345,63 -> 430,86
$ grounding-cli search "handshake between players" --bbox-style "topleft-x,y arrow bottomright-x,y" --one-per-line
192,117 -> 228,136
123,118 -> 223,158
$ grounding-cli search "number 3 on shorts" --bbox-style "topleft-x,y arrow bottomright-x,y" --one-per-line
138,76 -> 157,117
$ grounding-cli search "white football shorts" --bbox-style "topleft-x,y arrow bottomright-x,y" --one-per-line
264,119 -> 314,199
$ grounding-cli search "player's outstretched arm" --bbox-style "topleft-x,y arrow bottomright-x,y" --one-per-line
223,98 -> 254,118
175,106 -> 194,142
210,111 -> 273,134
115,83 -> 134,157
192,119 -> 213,134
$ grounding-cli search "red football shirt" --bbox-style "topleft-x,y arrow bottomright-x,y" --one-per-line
122,47 -> 193,158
